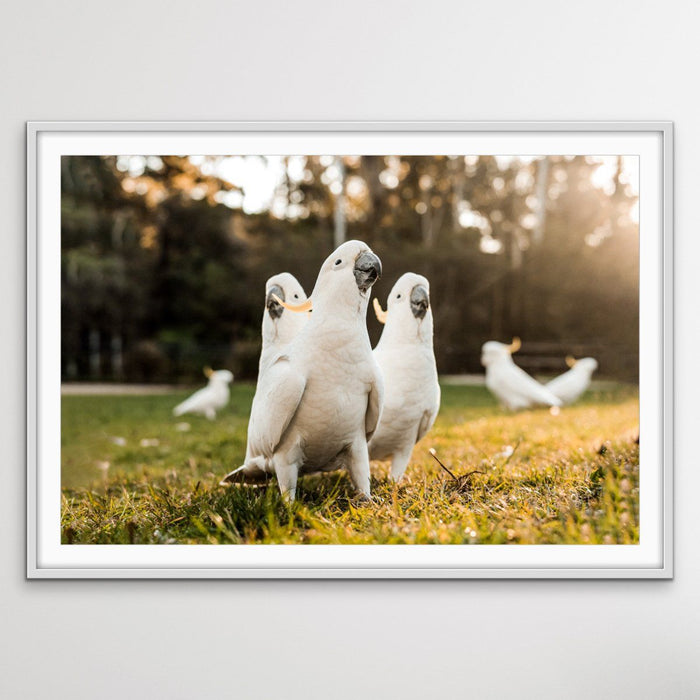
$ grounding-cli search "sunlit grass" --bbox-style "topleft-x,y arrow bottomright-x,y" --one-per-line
61,382 -> 639,545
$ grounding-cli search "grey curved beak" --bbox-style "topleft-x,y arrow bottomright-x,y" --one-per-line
410,284 -> 429,319
266,284 -> 284,319
353,251 -> 382,293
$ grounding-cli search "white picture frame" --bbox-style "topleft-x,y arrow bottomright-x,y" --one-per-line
27,121 -> 673,579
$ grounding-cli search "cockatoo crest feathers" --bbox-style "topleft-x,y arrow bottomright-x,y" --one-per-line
271,293 -> 312,313
373,298 -> 388,324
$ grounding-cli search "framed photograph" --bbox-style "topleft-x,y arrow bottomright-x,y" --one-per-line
27,121 -> 672,578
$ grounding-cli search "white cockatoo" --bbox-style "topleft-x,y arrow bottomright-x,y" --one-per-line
368,273 -> 441,481
481,339 -> 562,411
259,272 -> 309,375
230,273 -> 309,481
545,356 -> 598,405
221,240 -> 384,501
173,368 -> 234,420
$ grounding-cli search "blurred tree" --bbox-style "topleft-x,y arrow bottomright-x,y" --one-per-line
62,156 -> 149,379
61,153 -> 639,382
62,156 -> 251,381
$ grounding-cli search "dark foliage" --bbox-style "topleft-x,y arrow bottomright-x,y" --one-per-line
61,154 -> 639,381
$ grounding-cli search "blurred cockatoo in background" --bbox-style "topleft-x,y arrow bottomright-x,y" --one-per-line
369,273 -> 440,481
481,339 -> 562,411
173,368 -> 233,420
546,356 -> 598,405
221,240 -> 384,502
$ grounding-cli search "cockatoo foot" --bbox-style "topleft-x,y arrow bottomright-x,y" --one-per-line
351,491 -> 375,505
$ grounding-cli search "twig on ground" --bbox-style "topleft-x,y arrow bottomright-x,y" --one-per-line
429,448 -> 484,494
429,448 -> 459,480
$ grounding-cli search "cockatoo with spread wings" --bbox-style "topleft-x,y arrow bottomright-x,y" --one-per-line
546,356 -> 598,405
173,368 -> 234,420
221,241 -> 384,502
368,273 -> 440,481
481,339 -> 562,411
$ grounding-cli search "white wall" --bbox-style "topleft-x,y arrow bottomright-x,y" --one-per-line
2,2 -> 698,697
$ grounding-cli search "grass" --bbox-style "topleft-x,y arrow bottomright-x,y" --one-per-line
61,382 -> 639,545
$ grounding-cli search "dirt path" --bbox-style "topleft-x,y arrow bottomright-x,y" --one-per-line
61,383 -> 183,395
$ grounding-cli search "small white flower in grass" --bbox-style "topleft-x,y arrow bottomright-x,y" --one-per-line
175,422 -> 191,432
470,530 -> 477,538
110,436 -> 127,446
495,445 -> 514,459
549,406 -> 561,416
95,460 -> 110,473
428,448 -> 437,456
140,438 -> 160,447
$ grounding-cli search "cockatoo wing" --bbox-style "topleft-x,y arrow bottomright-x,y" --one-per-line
416,384 -> 441,443
246,357 -> 306,457
364,368 -> 384,440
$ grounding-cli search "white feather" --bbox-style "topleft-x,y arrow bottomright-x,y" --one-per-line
369,273 -> 440,481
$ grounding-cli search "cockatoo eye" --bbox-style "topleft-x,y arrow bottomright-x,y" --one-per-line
334,259 -> 342,266
294,294 -> 299,299
397,294 -> 401,299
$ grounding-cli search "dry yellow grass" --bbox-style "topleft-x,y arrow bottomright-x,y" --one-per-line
61,382 -> 639,544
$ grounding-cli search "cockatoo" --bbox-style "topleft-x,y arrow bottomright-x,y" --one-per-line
173,368 -> 234,420
259,272 -> 309,375
481,339 -> 562,411
368,273 -> 440,481
545,356 -> 598,405
229,273 -> 309,483
221,240 -> 384,501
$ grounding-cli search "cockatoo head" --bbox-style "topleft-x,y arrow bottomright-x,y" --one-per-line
203,368 -> 234,385
262,273 -> 309,345
265,273 -> 307,321
276,240 -> 381,318
373,272 -> 433,342
566,356 -> 598,374
480,338 -> 521,367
